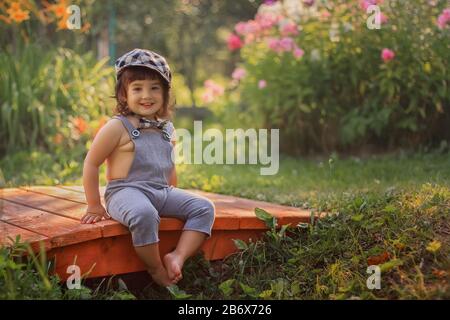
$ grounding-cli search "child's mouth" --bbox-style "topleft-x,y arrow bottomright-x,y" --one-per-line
140,103 -> 154,109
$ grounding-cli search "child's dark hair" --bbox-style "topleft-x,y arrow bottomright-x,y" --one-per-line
114,66 -> 174,119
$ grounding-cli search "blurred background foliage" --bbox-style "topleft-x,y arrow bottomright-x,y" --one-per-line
0,0 -> 449,185
0,0 -> 258,157
232,0 -> 450,155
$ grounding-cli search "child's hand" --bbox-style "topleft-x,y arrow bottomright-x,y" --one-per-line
81,204 -> 110,224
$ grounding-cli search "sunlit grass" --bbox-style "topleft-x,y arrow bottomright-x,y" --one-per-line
1,150 -> 449,299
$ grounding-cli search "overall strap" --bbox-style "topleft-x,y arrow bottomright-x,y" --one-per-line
113,115 -> 141,139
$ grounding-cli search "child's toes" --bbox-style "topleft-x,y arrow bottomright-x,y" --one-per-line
173,277 -> 181,284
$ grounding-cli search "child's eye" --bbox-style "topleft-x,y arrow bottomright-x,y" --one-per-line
152,86 -> 160,90
133,88 -> 141,91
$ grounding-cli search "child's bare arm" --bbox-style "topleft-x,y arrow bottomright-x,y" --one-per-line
81,119 -> 122,224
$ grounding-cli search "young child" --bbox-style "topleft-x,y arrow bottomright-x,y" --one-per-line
80,48 -> 215,287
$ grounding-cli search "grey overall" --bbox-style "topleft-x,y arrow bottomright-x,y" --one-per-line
104,115 -> 215,247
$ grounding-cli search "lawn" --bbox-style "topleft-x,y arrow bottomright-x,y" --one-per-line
1,151 -> 449,299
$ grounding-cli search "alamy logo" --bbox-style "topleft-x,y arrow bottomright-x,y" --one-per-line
66,5 -> 81,30
366,265 -> 381,289
66,264 -> 81,289
173,121 -> 279,175
366,5 -> 382,30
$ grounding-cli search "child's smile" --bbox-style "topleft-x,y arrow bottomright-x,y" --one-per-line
127,79 -> 164,118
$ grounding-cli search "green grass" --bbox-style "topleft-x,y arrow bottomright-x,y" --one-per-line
168,152 -> 449,299
0,237 -> 139,300
1,150 -> 449,299
177,184 -> 449,299
176,152 -> 450,210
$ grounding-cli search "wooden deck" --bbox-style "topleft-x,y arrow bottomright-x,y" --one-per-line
0,186 -> 317,281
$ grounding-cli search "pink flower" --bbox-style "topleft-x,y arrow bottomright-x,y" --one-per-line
303,0 -> 315,6
380,12 -> 388,24
293,47 -> 305,59
267,37 -> 282,53
320,10 -> 331,20
256,13 -> 280,30
443,8 -> 450,18
279,37 -> 295,52
381,48 -> 395,63
234,21 -> 262,37
205,80 -> 224,96
437,8 -> 450,29
244,33 -> 256,45
232,68 -> 246,81
360,0 -> 383,11
258,80 -> 267,89
437,15 -> 446,29
280,21 -> 299,36
235,22 -> 247,36
227,34 -> 243,51
264,0 -> 277,5
201,91 -> 214,104
203,80 -> 224,104
360,0 -> 372,11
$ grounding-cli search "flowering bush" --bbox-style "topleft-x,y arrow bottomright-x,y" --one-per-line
226,0 -> 450,154
0,45 -> 114,155
0,0 -> 91,32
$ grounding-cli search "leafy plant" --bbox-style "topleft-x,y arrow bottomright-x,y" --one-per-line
0,44 -> 114,155
227,0 -> 450,154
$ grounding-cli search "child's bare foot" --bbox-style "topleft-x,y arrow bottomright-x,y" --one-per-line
148,266 -> 173,287
163,251 -> 184,283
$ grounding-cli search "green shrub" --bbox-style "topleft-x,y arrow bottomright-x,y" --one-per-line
230,0 -> 450,154
0,44 -> 114,155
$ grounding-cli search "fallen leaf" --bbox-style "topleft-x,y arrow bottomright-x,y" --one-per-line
431,268 -> 447,278
367,251 -> 391,266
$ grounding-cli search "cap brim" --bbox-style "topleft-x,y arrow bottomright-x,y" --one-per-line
116,64 -> 171,87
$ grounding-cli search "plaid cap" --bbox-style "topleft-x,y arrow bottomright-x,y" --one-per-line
115,48 -> 172,87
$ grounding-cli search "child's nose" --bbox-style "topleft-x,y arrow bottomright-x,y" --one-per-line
142,88 -> 152,98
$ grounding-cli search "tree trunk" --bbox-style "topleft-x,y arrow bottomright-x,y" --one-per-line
97,28 -> 109,60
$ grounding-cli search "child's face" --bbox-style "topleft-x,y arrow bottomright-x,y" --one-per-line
126,79 -> 164,118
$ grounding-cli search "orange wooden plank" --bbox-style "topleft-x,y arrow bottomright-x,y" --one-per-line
20,187 -> 178,234
55,185 -> 85,193
193,189 -> 309,214
0,199 -> 102,248
0,185 -> 320,281
201,229 -> 265,260
211,203 -> 295,229
0,220 -> 50,251
48,232 -> 181,280
192,190 -> 318,228
0,188 -> 129,239
53,186 -> 309,221
21,186 -> 92,204
211,212 -> 240,230
16,187 -> 241,233
182,189 -> 312,229
37,186 -> 307,230
95,219 -> 129,238
48,229 -> 265,281
96,211 -> 240,239
1,188 -> 88,221
56,185 -> 106,195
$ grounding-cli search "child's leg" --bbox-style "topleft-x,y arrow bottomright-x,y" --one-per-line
135,243 -> 173,287
159,188 -> 215,282
106,187 -> 172,286
163,230 -> 207,282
